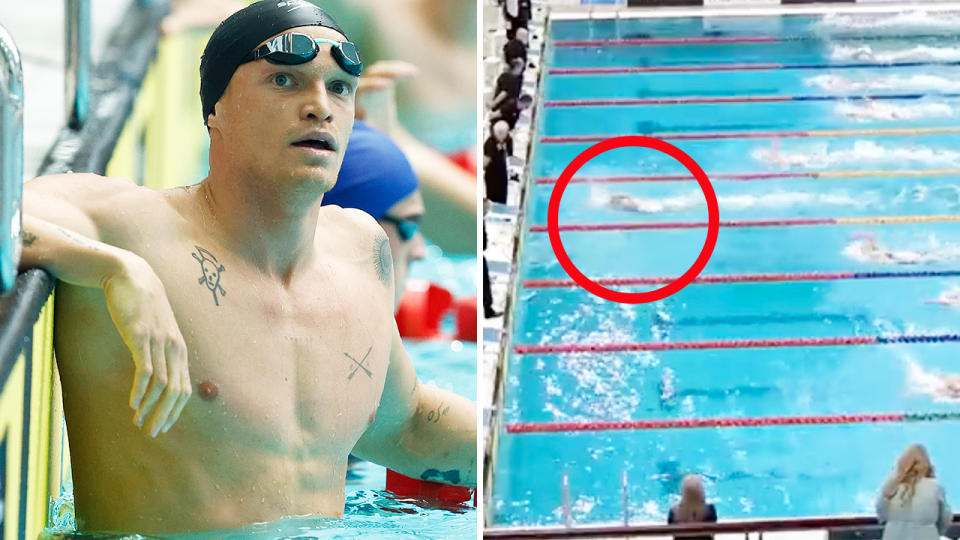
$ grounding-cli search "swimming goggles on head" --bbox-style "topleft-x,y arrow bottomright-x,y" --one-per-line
380,216 -> 420,242
242,32 -> 362,76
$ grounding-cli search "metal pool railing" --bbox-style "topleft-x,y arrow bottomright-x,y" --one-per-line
485,515 -> 960,538
489,470 -> 960,538
0,22 -> 23,294
0,1 -> 169,537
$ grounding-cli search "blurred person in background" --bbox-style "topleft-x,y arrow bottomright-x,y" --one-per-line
668,475 -> 717,540
483,120 -> 513,206
877,444 -> 952,540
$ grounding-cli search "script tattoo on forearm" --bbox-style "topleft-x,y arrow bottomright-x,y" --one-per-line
373,233 -> 392,285
345,346 -> 373,380
191,245 -> 226,306
22,231 -> 37,247
425,402 -> 451,424
56,226 -> 103,253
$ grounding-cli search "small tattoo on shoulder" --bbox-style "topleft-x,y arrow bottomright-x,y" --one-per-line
192,245 -> 226,306
345,346 -> 373,380
426,402 -> 450,424
373,233 -> 392,285
22,231 -> 37,247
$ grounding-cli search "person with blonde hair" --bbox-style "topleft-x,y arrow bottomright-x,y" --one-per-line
667,474 -> 717,540
876,444 -> 953,540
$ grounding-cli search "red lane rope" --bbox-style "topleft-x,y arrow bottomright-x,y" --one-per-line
533,170 -> 960,184
540,126 -> 960,144
514,336 -> 876,354
528,214 -> 960,233
530,217 -> 828,232
550,63 -> 783,74
548,60 -> 960,75
505,413 -> 910,433
553,36 -> 780,47
522,269 -> 960,289
513,334 -> 960,355
546,96 -> 792,107
544,93 -> 960,108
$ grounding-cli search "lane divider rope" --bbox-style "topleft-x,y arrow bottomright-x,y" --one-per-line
528,214 -> 960,233
548,60 -> 960,75
522,269 -> 960,289
512,333 -> 960,355
534,169 -> 960,184
552,34 -> 957,48
505,411 -> 960,433
544,93 -> 960,107
540,126 -> 960,144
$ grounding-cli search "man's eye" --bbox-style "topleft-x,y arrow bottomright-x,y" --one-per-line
273,73 -> 294,87
329,81 -> 351,96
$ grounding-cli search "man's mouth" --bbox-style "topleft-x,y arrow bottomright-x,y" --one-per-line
291,132 -> 337,152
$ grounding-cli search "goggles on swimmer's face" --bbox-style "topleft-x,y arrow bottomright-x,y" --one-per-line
380,215 -> 420,242
242,32 -> 362,76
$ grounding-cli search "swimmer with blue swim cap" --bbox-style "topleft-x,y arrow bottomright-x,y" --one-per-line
19,1 -> 475,533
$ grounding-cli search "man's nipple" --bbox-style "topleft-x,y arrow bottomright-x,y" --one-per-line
199,380 -> 219,401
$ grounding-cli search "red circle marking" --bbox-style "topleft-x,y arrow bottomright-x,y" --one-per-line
546,136 -> 719,304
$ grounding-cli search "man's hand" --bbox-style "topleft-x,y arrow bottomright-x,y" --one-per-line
355,60 -> 418,135
20,174 -> 194,438
103,254 -> 192,437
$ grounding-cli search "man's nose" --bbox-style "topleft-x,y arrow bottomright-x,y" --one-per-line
301,82 -> 333,122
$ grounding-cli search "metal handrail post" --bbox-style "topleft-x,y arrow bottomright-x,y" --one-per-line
0,24 -> 23,293
65,0 -> 91,129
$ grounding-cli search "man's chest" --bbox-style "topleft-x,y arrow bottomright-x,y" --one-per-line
146,245 -> 393,452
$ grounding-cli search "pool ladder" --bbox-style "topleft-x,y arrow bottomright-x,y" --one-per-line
560,470 -> 631,527
0,22 -> 23,294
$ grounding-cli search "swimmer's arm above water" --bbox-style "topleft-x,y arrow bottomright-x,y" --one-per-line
20,173 -> 192,437
351,328 -> 477,487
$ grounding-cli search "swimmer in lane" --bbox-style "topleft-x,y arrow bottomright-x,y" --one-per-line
19,2 -> 475,534
845,233 -> 951,265
905,357 -> 960,401
926,285 -> 960,307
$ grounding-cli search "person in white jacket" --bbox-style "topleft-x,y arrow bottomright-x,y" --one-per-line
876,444 -> 953,540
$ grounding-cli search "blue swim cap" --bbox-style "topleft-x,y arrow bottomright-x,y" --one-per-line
322,120 -> 419,220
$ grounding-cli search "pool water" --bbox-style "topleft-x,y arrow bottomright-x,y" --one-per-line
491,9 -> 960,527
43,250 -> 477,539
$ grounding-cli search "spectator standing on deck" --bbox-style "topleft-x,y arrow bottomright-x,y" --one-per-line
877,443 -> 952,540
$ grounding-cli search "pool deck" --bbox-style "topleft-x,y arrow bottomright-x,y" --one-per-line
0,0 -> 130,182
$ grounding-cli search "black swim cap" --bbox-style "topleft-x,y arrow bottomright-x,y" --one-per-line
199,0 -> 348,125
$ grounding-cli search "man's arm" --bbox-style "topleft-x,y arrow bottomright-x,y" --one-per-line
20,173 -> 192,436
352,327 -> 476,487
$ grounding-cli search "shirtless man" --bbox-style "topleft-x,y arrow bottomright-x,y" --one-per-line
19,1 -> 474,534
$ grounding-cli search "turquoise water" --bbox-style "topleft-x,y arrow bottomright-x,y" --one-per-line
492,11 -> 960,527
43,251 -> 477,539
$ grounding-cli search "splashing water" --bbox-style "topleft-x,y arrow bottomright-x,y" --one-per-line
590,186 -> 875,213
834,100 -> 957,122
816,11 -> 960,35
752,140 -> 960,169
842,234 -> 960,265
830,44 -> 960,63
805,73 -> 960,93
